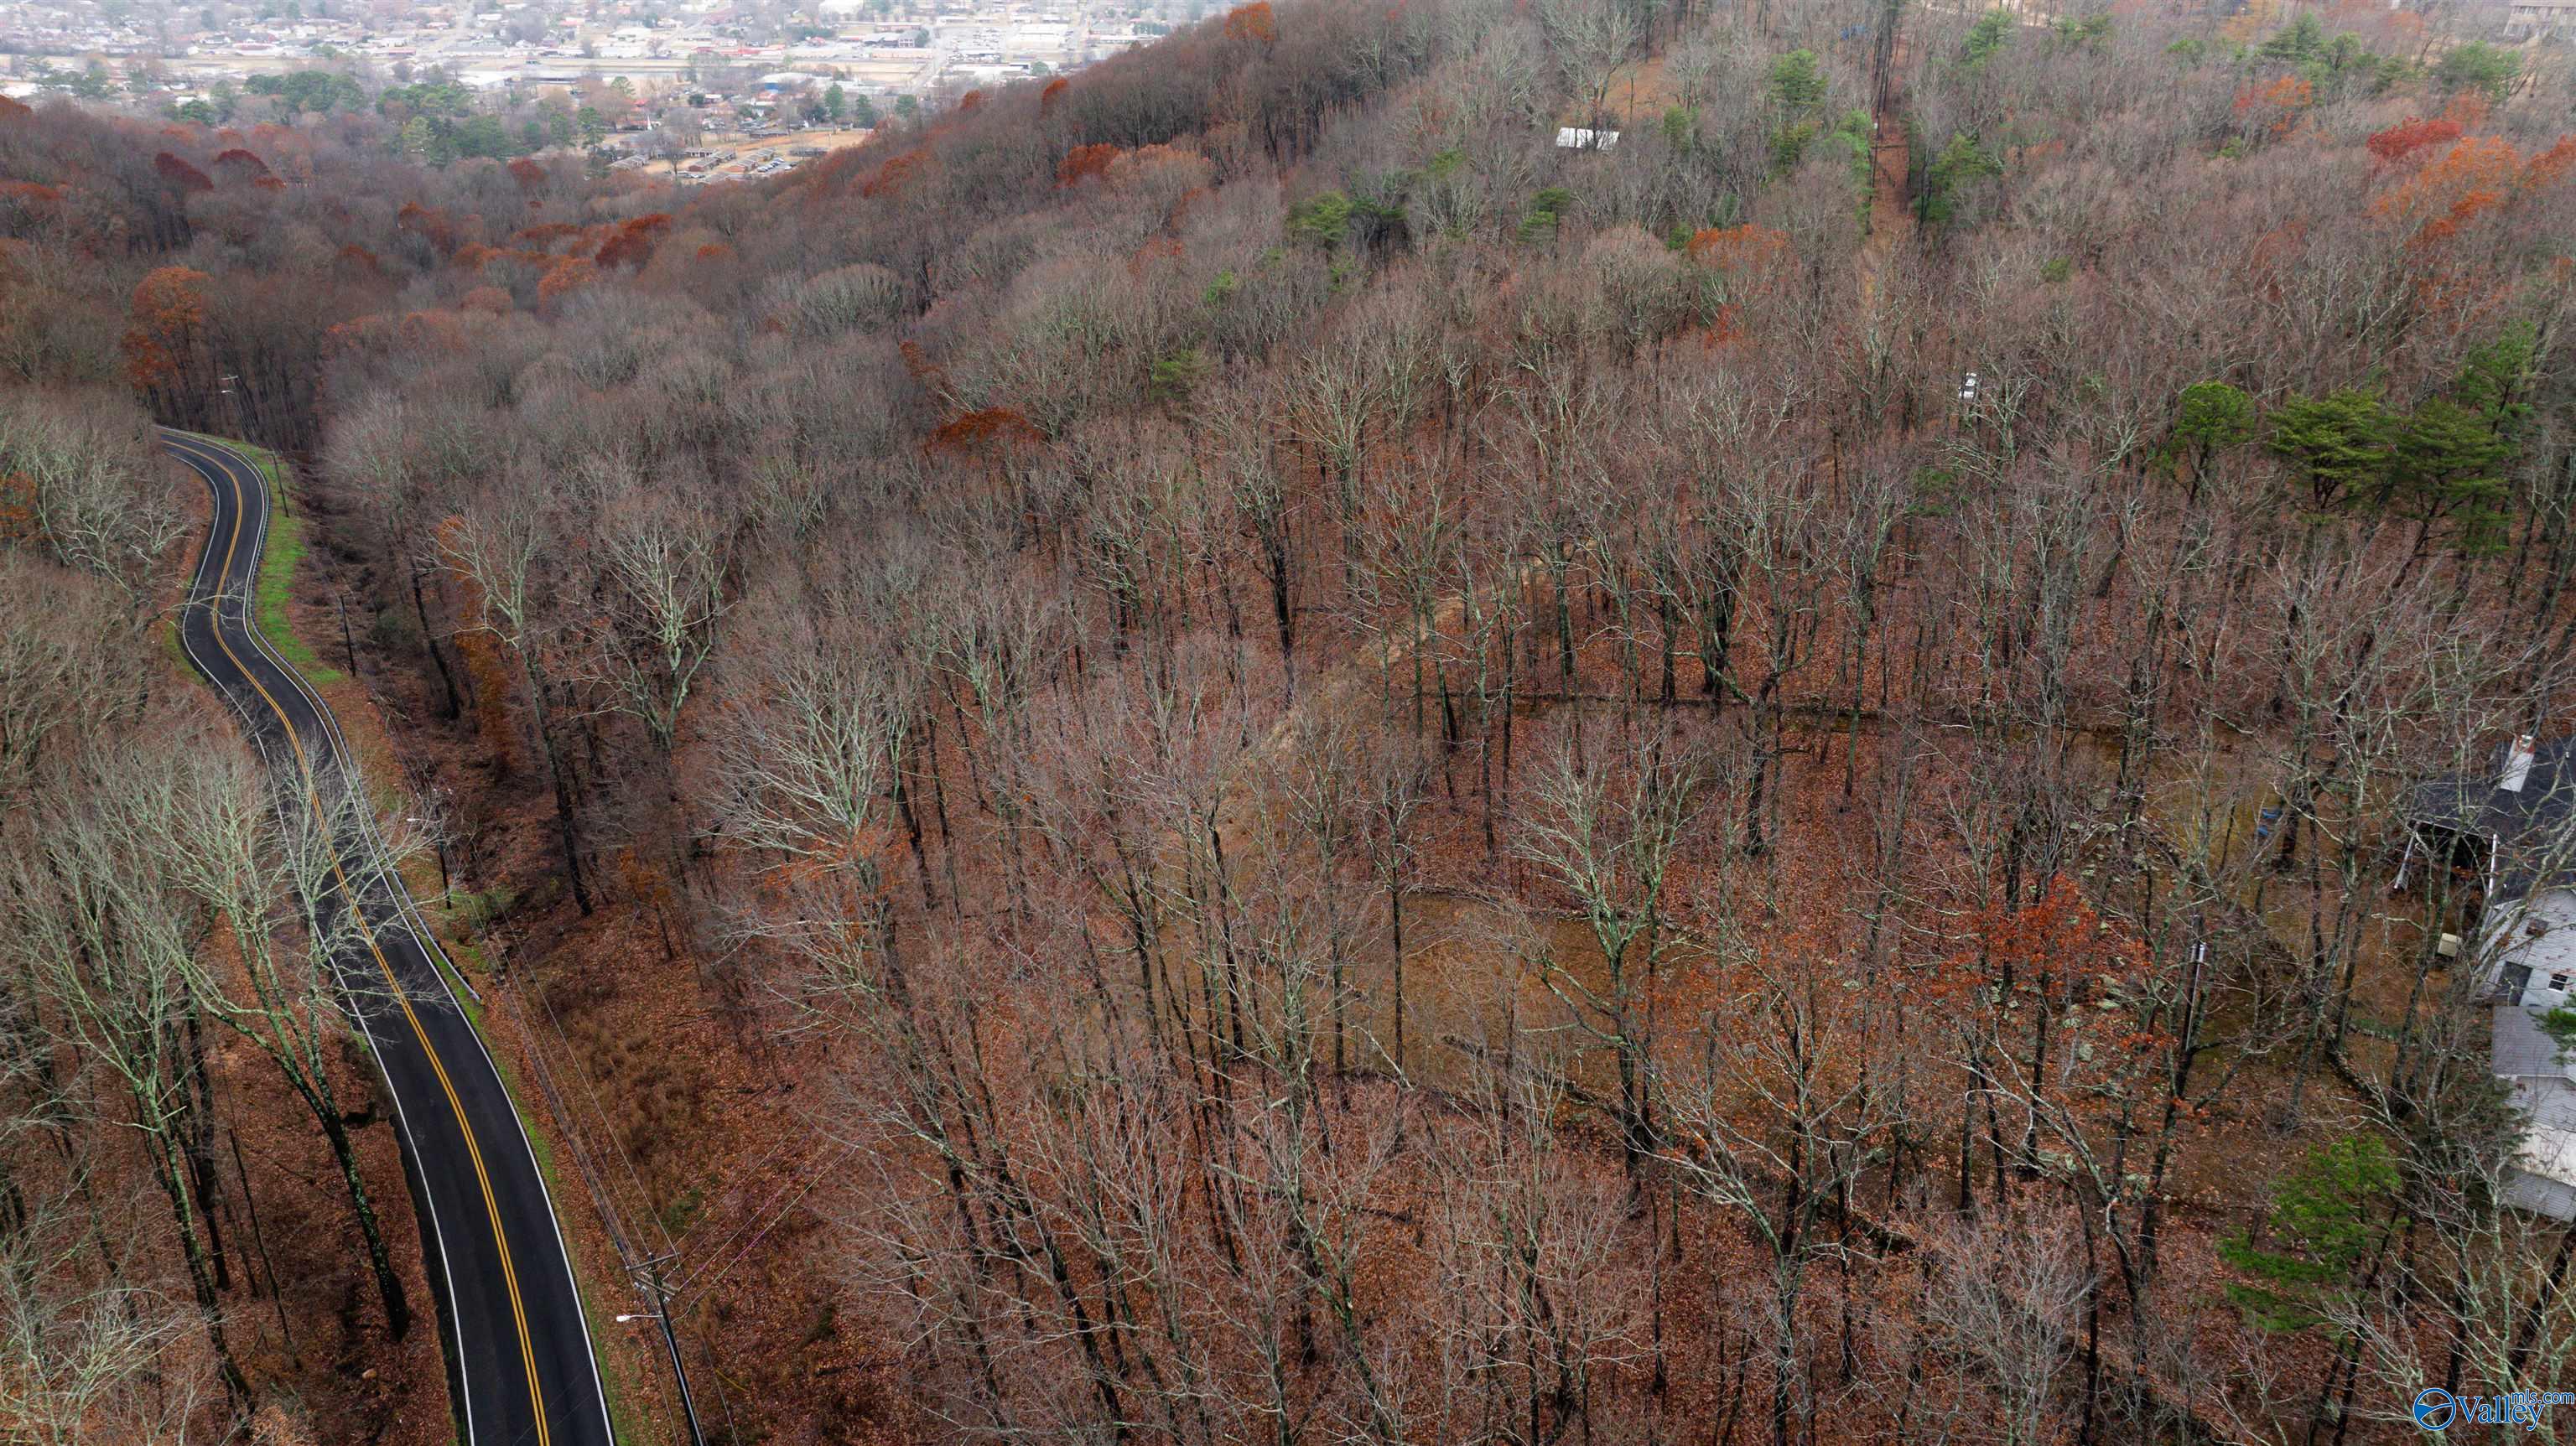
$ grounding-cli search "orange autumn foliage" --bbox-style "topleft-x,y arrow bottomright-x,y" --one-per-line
1223,0 -> 1276,44
0,180 -> 62,216
153,151 -> 212,192
1041,76 -> 1070,111
594,213 -> 671,270
797,144 -> 875,200
537,256 -> 597,305
1058,143 -> 1123,186
2231,75 -> 2312,139
897,337 -> 950,396
2366,116 -> 2462,167
1686,225 -> 1795,341
1685,222 -> 1790,272
926,407 -> 1041,457
211,147 -> 271,183
1970,878 -> 2143,995
397,201 -> 460,257
1690,224 -> 1791,295
2439,89 -> 2491,132
0,472 -> 34,542
1128,235 -> 1183,277
120,265 -> 209,390
512,220 -> 588,248
457,243 -> 567,276
2236,74 -> 2311,111
458,629 -> 521,769
2529,136 -> 2576,192
2371,134 -> 2576,248
322,309 -> 480,360
614,848 -> 688,928
434,514 -> 522,770
862,151 -> 929,200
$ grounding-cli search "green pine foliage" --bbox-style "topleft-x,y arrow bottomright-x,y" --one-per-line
1919,132 -> 2002,226
1823,110 -> 1876,220
2455,320 -> 2540,436
1763,50 -> 1871,215
2048,12 -> 2111,54
2247,13 -> 2413,98
244,70 -> 369,116
2220,1137 -> 2402,1335
1767,51 -> 1830,174
1287,191 -> 1355,250
2254,323 -> 2538,548
2267,389 -> 2396,511
1662,105 -> 1698,152
2172,381 -> 2257,462
1517,186 -> 1577,245
2161,381 -> 2256,499
1962,11 -> 2015,68
1769,49 -> 1829,113
2540,1007 -> 2576,1071
2435,41 -> 2520,103
2391,399 -> 2512,552
2257,13 -> 2329,65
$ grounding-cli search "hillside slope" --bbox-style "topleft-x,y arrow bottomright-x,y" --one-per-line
9,0 -> 2576,1442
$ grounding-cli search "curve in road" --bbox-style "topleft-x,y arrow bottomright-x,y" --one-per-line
167,429 -> 615,1446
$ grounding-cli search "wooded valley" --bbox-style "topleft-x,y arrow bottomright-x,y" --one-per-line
7,0 -> 2576,1441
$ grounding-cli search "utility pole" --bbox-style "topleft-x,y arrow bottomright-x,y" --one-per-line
621,1254 -> 708,1446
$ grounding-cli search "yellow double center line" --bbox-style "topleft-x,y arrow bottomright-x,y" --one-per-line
171,433 -> 550,1446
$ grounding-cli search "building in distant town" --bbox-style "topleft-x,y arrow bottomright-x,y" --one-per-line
2510,0 -> 2576,33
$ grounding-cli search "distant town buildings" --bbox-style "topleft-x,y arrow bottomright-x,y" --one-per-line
0,0 -> 1178,143
2510,0 -> 2576,34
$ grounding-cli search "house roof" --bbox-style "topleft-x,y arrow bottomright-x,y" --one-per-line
2495,1004 -> 2576,1219
2496,1001 -> 2571,1081
2410,734 -> 2576,896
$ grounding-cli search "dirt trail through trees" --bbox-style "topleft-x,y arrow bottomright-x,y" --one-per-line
1859,54 -> 1914,307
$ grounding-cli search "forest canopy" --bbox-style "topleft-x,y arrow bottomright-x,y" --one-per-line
8,0 -> 2576,1442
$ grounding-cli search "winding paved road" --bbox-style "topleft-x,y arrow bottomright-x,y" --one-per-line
168,429 -> 615,1446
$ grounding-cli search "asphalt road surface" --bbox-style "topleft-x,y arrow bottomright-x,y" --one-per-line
167,429 -> 615,1446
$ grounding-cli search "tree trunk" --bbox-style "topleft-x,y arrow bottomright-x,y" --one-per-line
319,1085 -> 413,1338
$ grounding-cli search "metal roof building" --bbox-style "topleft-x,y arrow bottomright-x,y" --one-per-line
2409,734 -> 2576,1219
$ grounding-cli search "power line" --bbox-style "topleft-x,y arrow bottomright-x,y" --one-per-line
668,1134 -> 855,1307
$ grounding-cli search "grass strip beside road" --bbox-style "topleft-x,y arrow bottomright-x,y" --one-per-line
246,446 -> 349,687
182,430 -> 346,687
